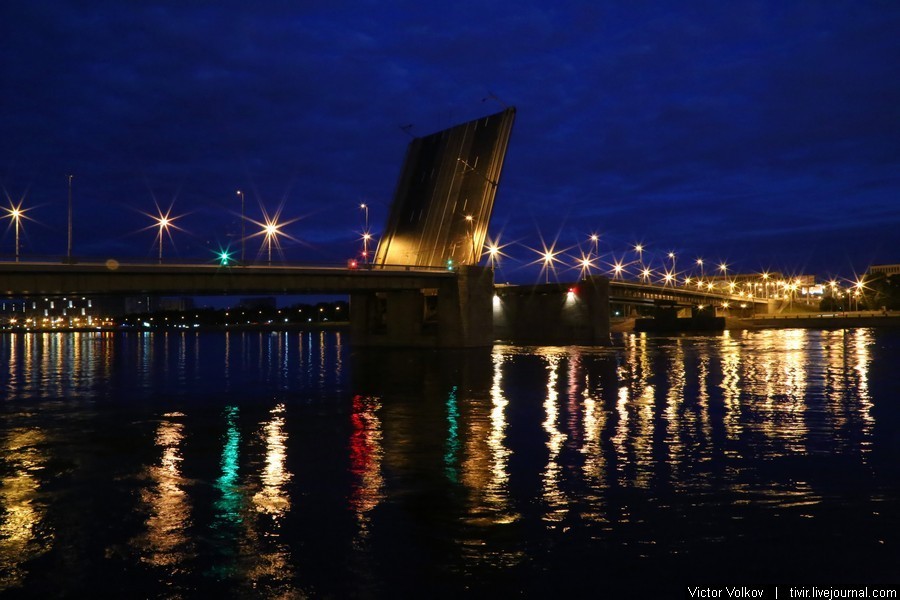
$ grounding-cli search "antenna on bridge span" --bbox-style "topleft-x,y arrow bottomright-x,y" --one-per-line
481,91 -> 507,109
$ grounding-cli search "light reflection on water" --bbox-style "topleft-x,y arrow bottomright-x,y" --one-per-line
0,328 -> 897,595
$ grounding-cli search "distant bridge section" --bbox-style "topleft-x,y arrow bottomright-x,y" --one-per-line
609,280 -> 770,311
374,108 -> 516,269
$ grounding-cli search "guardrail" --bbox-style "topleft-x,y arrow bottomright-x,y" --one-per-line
749,311 -> 897,318
0,254 -> 455,273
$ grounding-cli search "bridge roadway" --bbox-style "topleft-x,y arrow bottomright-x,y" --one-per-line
609,279 -> 769,309
0,259 -> 457,296
0,259 -> 767,309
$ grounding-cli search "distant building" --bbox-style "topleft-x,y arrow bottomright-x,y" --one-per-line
124,296 -> 194,313
239,297 -> 276,310
0,296 -> 106,328
867,264 -> 900,277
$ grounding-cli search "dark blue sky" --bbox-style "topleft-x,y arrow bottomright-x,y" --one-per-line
1,1 -> 898,283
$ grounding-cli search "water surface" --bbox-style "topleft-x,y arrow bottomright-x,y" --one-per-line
2,329 -> 899,596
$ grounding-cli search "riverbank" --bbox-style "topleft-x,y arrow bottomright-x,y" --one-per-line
611,313 -> 900,333
0,322 -> 351,334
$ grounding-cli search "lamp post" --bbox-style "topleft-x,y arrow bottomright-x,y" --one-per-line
464,214 -> 476,263
156,215 -> 169,263
236,190 -> 245,263
264,222 -> 277,264
487,244 -> 499,269
67,174 -> 73,260
543,251 -> 554,283
362,232 -> 372,264
360,203 -> 370,263
11,206 -> 21,262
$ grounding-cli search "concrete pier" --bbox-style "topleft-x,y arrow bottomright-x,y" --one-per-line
492,276 -> 611,345
350,266 -> 495,348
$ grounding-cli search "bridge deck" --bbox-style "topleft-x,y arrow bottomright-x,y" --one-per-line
0,260 -> 455,296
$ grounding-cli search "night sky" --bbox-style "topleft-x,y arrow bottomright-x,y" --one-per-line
2,2 -> 899,283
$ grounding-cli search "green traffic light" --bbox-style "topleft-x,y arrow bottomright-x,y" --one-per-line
219,251 -> 231,265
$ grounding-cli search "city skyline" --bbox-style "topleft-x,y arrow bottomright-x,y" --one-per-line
1,2 -> 898,281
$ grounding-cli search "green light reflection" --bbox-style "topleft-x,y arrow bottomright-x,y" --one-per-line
445,386 -> 460,483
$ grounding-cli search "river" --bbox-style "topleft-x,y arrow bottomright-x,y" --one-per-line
1,329 -> 898,597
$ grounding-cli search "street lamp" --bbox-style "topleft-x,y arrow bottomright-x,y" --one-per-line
156,215 -> 169,263
67,174 -> 74,260
579,253 -> 595,279
543,251 -> 553,283
487,244 -> 500,269
362,232 -> 372,264
360,203 -> 368,230
464,214 -> 475,263
263,220 -> 280,264
237,190 -> 245,263
696,258 -> 704,280
589,233 -> 599,257
360,203 -> 370,263
4,204 -> 24,262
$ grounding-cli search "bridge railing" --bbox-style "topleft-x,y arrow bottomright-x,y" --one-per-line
0,254 -> 456,273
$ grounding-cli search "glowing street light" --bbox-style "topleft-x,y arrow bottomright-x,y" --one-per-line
263,220 -> 280,264
464,214 -> 476,263
578,253 -> 596,279
612,261 -> 624,280
487,244 -> 500,269
543,250 -> 557,283
237,190 -> 246,263
67,174 -> 74,260
696,258 -> 705,279
589,233 -> 599,256
362,232 -> 372,264
4,201 -> 27,262
359,203 -> 371,263
155,214 -> 172,262
663,270 -> 675,287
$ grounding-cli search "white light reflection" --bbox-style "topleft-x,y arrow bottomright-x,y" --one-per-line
540,352 -> 568,524
135,414 -> 194,567
580,355 -> 608,524
247,403 -> 294,589
253,404 -> 291,516
720,331 -> 743,441
486,350 -> 513,519
852,329 -> 875,457
663,338 -> 685,479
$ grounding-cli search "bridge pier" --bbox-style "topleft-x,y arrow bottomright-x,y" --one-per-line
350,266 -> 494,348
492,276 -> 611,345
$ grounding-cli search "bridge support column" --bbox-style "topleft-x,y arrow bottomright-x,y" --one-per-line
492,276 -> 610,345
349,266 -> 494,348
